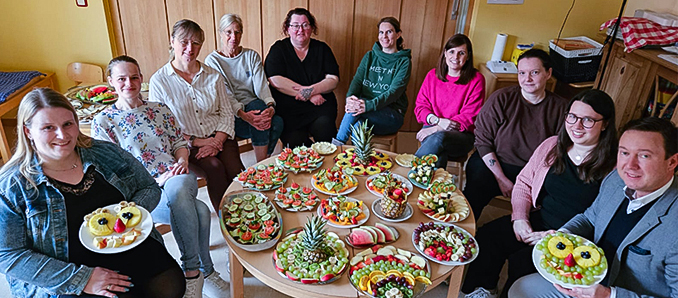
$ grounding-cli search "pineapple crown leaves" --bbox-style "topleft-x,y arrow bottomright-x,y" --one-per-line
303,214 -> 328,238
349,120 -> 375,163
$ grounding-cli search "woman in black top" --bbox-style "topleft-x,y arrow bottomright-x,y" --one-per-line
460,90 -> 618,298
264,7 -> 340,148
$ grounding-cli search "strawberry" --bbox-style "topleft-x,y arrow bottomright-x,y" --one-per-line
114,218 -> 126,233
564,253 -> 576,267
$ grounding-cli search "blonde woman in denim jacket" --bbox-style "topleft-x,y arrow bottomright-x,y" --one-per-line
0,88 -> 184,298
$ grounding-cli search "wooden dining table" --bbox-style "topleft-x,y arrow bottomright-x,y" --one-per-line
220,148 -> 476,298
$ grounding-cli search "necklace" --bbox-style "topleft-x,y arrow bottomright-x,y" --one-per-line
43,163 -> 78,172
571,146 -> 590,162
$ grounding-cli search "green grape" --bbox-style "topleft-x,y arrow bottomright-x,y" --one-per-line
567,277 -> 574,284
600,262 -> 607,270
555,275 -> 562,281
536,244 -> 544,250
551,256 -> 559,263
575,267 -> 582,273
563,265 -> 570,272
555,231 -> 563,237
574,279 -> 582,285
544,252 -> 552,259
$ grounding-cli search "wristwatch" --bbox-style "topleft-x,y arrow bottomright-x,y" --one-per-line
428,114 -> 440,126
188,135 -> 196,147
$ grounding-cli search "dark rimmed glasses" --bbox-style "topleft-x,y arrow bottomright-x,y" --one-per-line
565,113 -> 603,129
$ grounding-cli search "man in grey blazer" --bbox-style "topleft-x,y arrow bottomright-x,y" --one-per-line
509,117 -> 678,298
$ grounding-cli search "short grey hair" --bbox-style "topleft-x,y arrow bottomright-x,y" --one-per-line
218,13 -> 243,33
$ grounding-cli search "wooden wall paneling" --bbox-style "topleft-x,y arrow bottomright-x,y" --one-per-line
165,0 -> 217,62
117,0 -> 170,80
105,0 -> 125,57
213,0 -> 263,55
351,0 -> 402,78
261,0 -> 307,57
399,0 -> 450,131
309,0 -> 355,125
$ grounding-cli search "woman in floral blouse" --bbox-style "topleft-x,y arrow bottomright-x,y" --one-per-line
92,55 -> 229,298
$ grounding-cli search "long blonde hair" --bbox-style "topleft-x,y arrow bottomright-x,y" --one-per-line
0,88 -> 91,188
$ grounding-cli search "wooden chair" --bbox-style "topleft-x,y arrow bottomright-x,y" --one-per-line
66,62 -> 104,87
445,148 -> 475,189
372,133 -> 398,152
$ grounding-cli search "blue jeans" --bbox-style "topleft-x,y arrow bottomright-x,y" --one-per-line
151,172 -> 214,275
234,99 -> 284,154
415,128 -> 475,168
336,106 -> 403,143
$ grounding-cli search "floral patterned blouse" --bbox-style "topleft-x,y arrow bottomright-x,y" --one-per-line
92,101 -> 188,178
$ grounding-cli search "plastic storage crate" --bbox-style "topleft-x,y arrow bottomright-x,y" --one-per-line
549,37 -> 604,83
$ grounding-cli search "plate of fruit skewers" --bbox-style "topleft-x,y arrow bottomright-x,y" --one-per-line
533,232 -> 608,287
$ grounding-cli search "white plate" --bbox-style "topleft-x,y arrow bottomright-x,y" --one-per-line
416,192 -> 470,223
311,142 -> 337,155
411,222 -> 479,266
532,234 -> 607,288
371,199 -> 413,223
310,175 -> 358,196
79,204 -> 152,254
317,197 -> 370,228
395,154 -> 416,168
365,173 -> 414,197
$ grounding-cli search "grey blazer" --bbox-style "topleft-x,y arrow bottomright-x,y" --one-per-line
562,170 -> 678,298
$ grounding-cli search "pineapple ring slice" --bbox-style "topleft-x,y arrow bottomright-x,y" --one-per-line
548,236 -> 574,258
573,246 -> 601,268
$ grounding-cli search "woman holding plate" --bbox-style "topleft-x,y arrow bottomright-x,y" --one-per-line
93,55 -> 229,298
0,88 -> 185,298
460,90 -> 618,298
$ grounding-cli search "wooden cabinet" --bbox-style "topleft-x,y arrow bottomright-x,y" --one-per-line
106,0 -> 474,132
595,41 -> 678,129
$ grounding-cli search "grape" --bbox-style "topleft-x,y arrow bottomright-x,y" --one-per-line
536,244 -> 543,250
563,265 -> 570,272
574,279 -> 582,285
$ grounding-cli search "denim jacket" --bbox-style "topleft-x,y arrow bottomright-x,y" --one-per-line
0,140 -> 162,297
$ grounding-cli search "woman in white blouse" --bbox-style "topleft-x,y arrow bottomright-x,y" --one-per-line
206,13 -> 283,162
149,19 -> 244,211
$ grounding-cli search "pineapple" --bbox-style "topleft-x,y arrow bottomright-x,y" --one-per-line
380,186 -> 407,219
547,236 -> 574,258
350,121 -> 375,166
300,215 -> 334,263
573,246 -> 601,268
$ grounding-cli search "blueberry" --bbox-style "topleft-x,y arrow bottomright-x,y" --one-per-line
97,218 -> 108,225
556,242 -> 566,250
581,251 -> 591,259
122,212 -> 134,219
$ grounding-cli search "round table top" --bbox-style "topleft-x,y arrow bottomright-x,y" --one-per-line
220,148 -> 476,298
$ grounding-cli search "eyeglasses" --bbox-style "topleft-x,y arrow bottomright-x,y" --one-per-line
289,23 -> 311,31
565,113 -> 603,129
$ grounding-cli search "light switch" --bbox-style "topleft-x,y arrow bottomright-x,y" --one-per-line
76,0 -> 88,7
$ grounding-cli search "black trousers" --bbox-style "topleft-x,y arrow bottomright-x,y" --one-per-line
461,215 -> 544,297
462,151 -> 524,218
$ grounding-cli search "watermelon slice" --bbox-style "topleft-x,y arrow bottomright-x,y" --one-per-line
350,228 -> 375,246
375,223 -> 396,242
359,227 -> 377,241
364,226 -> 385,244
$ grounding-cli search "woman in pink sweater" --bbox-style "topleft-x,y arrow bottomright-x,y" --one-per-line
460,89 -> 618,298
414,34 -> 485,168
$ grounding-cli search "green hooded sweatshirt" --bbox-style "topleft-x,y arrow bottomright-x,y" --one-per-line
347,42 -> 412,115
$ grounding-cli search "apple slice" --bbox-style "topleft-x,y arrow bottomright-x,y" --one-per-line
411,255 -> 426,269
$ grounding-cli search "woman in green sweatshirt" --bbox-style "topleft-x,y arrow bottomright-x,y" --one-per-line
333,17 -> 412,144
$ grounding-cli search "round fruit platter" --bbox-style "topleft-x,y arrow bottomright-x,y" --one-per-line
235,164 -> 288,191
317,195 -> 370,228
276,146 -> 324,174
412,222 -> 479,266
345,223 -> 400,249
79,202 -> 152,254
311,166 -> 358,196
311,141 -> 337,155
532,232 -> 607,287
273,182 -> 319,212
65,84 -> 117,105
220,191 -> 283,252
348,245 -> 431,298
335,148 -> 393,176
365,172 -> 413,197
416,181 -> 469,223
372,199 -> 413,223
395,153 -> 416,168
273,216 -> 350,285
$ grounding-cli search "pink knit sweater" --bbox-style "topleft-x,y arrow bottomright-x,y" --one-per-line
511,136 -> 558,222
414,69 -> 485,133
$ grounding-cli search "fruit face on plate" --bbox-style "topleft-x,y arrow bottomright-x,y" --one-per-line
535,232 -> 607,286
348,245 -> 431,298
83,201 -> 146,250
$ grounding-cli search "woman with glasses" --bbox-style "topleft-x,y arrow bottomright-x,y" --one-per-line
332,17 -> 411,145
205,13 -> 283,162
460,89 -> 618,298
264,7 -> 340,148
